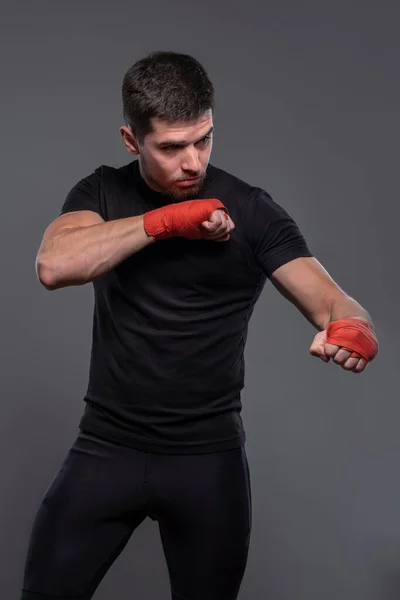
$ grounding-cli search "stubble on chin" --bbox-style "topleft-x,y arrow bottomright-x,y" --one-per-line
165,177 -> 207,203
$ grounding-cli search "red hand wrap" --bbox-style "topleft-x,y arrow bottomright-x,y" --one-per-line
143,198 -> 228,241
326,318 -> 379,362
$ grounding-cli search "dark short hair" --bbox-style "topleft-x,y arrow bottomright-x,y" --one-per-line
122,51 -> 215,142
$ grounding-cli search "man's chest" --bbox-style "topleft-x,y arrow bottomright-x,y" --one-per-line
100,183 -> 263,300
114,233 -> 261,296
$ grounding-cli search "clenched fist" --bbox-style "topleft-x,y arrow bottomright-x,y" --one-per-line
309,317 -> 379,374
200,209 -> 235,242
309,329 -> 367,373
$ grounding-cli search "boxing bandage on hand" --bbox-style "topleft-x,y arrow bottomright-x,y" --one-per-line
326,318 -> 379,362
143,198 -> 228,241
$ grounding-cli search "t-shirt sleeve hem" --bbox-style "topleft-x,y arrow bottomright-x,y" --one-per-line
263,244 -> 314,277
59,168 -> 104,219
59,204 -> 103,217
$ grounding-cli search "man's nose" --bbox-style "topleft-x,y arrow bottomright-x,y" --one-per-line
181,146 -> 201,173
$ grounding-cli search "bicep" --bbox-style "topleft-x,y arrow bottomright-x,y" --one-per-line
43,210 -> 104,238
39,210 -> 105,254
41,169 -> 104,244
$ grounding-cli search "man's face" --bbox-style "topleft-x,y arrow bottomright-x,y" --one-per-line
121,110 -> 214,201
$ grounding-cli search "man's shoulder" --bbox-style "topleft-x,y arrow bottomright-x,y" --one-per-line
207,163 -> 255,192
70,160 -> 134,187
94,160 -> 135,182
207,163 -> 268,201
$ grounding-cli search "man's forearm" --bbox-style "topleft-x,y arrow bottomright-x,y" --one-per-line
37,215 -> 154,290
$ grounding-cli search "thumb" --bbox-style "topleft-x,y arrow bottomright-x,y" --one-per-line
309,332 -> 330,362
201,219 -> 218,232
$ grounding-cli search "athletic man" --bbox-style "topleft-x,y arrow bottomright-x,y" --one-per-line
21,51 -> 379,600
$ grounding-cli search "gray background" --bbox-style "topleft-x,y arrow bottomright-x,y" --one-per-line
1,0 -> 398,598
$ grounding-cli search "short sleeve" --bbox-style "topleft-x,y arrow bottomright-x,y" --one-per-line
60,169 -> 103,218
245,188 -> 313,276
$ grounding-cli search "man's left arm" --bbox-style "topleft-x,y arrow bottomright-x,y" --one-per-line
269,256 -> 379,373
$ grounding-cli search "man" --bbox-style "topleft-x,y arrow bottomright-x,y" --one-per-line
21,51 -> 379,600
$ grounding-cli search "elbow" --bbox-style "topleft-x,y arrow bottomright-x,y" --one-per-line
36,262 -> 57,290
36,256 -> 63,290
36,254 -> 88,289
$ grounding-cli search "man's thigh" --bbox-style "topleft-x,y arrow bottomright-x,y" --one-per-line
21,432 -> 148,600
154,446 -> 252,600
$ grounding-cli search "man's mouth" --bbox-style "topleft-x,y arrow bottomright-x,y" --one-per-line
175,177 -> 201,186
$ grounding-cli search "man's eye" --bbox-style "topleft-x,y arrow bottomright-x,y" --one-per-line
162,136 -> 211,152
199,135 -> 211,145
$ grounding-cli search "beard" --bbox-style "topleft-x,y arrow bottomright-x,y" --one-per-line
140,159 -> 207,203
164,174 -> 207,202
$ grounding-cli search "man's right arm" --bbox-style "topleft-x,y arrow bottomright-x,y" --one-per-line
36,199 -> 234,290
36,210 -> 154,290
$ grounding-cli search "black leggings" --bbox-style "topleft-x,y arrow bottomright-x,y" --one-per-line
21,431 -> 252,600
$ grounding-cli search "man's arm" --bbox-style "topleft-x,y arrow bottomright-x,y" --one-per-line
269,256 -> 378,372
36,201 -> 233,291
269,256 -> 373,331
36,210 -> 154,290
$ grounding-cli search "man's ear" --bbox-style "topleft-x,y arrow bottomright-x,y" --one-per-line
120,126 -> 140,155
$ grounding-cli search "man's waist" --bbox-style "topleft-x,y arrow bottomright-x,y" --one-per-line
79,399 -> 245,455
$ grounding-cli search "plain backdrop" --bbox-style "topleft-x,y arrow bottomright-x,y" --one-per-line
1,1 -> 399,598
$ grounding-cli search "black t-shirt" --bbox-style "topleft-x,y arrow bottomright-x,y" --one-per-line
60,160 -> 313,453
